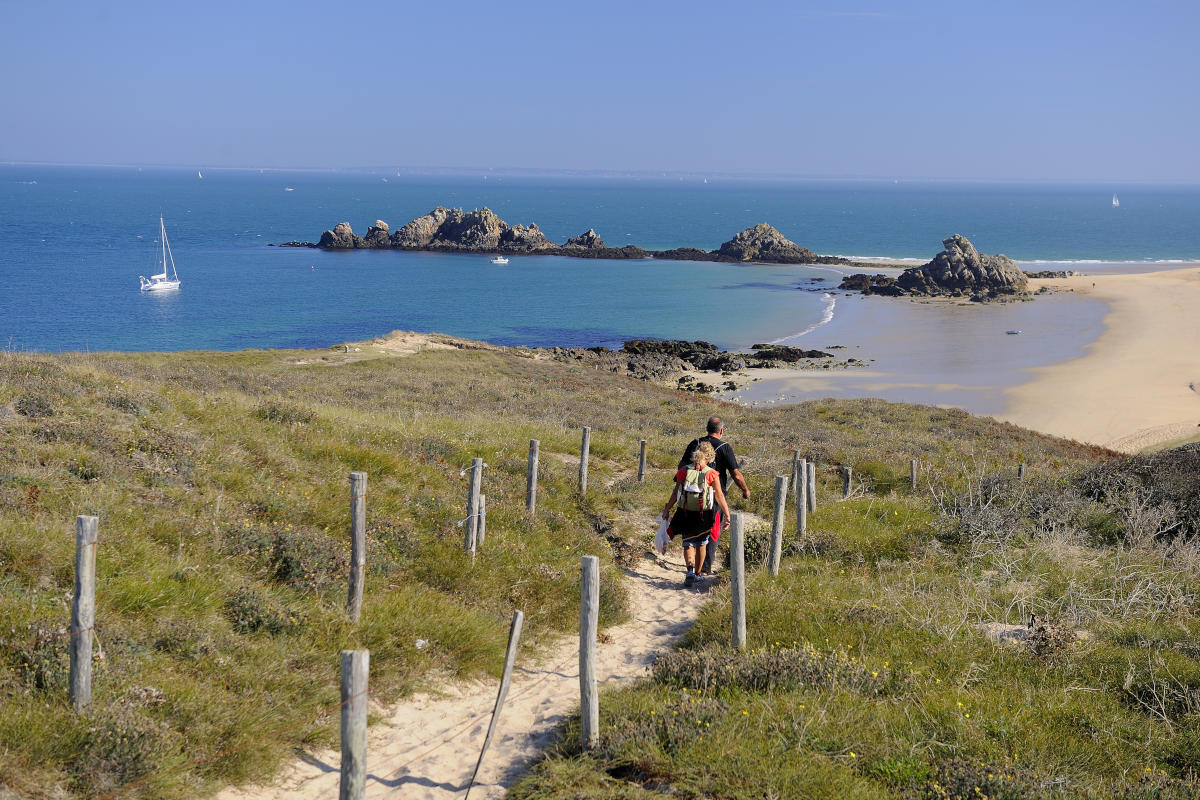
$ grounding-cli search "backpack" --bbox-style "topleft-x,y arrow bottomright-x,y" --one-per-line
678,467 -> 714,512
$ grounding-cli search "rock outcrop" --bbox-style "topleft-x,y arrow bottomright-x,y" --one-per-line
563,229 -> 606,250
391,207 -> 452,248
318,222 -> 362,249
363,220 -> 391,248
716,224 -> 820,264
839,235 -> 1029,301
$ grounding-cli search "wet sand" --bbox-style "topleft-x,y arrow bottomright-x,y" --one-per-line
726,266 -> 1200,452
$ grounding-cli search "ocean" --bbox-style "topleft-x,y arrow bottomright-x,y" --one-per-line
1,165 -> 1198,355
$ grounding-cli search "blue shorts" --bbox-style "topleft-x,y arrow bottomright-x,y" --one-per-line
681,533 -> 710,549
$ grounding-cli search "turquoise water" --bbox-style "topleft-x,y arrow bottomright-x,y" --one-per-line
1,166 -> 1197,353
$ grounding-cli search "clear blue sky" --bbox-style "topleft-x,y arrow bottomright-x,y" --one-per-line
3,0 -> 1197,181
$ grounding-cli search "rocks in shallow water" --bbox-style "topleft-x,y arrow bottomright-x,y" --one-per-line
1024,269 -> 1077,279
563,229 -> 606,249
716,223 -> 820,264
840,235 -> 1029,301
655,247 -> 714,262
747,344 -> 834,363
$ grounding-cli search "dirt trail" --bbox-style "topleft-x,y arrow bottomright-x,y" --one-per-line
214,550 -> 706,800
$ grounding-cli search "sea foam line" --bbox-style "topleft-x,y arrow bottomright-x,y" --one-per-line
768,292 -> 837,345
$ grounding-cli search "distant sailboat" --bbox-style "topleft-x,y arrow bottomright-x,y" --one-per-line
198,170 -> 203,179
1112,193 -> 1119,208
139,217 -> 181,292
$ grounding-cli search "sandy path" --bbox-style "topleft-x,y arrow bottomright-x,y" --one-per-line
214,550 -> 703,800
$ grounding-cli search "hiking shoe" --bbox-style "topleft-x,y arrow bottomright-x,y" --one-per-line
684,572 -> 695,587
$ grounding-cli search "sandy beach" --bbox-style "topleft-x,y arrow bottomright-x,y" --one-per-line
998,268 -> 1200,451
727,266 -> 1200,453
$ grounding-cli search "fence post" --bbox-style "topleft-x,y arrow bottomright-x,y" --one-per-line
465,609 -> 524,800
769,475 -> 787,576
466,457 -> 483,554
578,427 -> 591,495
339,649 -> 369,800
730,513 -> 746,649
579,555 -> 599,750
1018,462 -> 1026,481
478,494 -> 486,546
70,515 -> 98,713
807,461 -> 817,512
796,458 -> 808,537
637,439 -> 647,483
347,472 -> 366,623
841,466 -> 852,500
790,450 -> 801,504
911,458 -> 918,491
526,440 -> 539,515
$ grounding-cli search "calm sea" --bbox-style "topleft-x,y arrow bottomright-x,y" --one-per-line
1,166 -> 1197,354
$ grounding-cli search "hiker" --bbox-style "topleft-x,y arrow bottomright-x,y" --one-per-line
678,416 -> 750,575
662,440 -> 731,586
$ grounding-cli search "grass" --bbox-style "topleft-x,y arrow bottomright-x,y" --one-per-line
0,338 -> 1119,798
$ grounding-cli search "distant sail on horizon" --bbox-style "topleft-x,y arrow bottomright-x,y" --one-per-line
1112,192 -> 1119,207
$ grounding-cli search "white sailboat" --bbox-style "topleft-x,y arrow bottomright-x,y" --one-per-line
139,217 -> 181,291
1112,193 -> 1120,208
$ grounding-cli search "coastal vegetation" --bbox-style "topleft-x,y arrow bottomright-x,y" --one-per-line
3,337 -> 1197,798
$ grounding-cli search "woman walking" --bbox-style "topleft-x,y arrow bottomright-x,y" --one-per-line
662,440 -> 731,586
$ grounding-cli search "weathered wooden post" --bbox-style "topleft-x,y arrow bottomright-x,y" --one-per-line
807,461 -> 817,512
730,513 -> 746,649
339,649 -> 369,800
70,515 -> 98,713
347,472 -> 366,623
796,459 -> 808,537
579,555 -> 600,749
637,439 -> 647,483
1018,462 -> 1026,481
769,475 -> 787,576
790,450 -> 802,504
578,427 -> 591,495
465,609 -> 524,799
910,458 -> 919,491
465,457 -> 483,554
841,465 -> 852,500
526,439 -> 539,515
478,494 -> 486,546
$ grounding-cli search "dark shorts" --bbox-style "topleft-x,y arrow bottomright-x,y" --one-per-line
671,508 -> 713,541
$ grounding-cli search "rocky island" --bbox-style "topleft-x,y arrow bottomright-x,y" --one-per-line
838,234 -> 1030,301
284,207 -> 855,266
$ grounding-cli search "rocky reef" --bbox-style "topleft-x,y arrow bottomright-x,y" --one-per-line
839,235 -> 1029,301
295,208 -> 856,266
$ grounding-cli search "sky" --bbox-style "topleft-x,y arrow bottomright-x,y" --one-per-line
2,0 -> 1198,181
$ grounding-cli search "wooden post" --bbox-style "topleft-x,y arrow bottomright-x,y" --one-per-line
1018,462 -> 1026,481
637,439 -> 647,483
465,457 -> 483,554
70,515 -> 98,713
578,427 -> 591,495
478,494 -> 486,546
807,461 -> 817,512
796,458 -> 808,537
339,649 -> 369,800
465,610 -> 524,800
769,475 -> 787,576
910,458 -> 918,491
526,440 -> 539,515
579,555 -> 599,749
790,450 -> 802,504
730,513 -> 746,649
347,472 -> 366,624
841,466 -> 852,500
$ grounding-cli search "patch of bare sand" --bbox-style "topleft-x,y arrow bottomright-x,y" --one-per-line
213,550 -> 707,800
289,331 -> 502,365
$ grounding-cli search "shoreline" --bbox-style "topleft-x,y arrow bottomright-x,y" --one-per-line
722,263 -> 1200,453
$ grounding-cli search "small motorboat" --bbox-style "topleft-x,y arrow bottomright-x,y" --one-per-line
490,256 -> 509,265
1005,330 -> 1021,335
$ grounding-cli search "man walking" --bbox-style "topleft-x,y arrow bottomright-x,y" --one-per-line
677,416 -> 750,575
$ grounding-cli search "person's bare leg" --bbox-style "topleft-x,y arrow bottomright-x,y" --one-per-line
684,546 -> 696,572
694,543 -> 707,575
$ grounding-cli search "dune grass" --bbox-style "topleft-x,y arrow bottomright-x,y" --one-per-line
0,339 -> 1115,798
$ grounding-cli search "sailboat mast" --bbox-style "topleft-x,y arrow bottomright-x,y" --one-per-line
161,216 -> 167,274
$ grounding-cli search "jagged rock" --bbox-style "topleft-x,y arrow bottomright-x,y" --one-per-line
567,245 -> 651,259
563,229 -> 606,249
318,222 -> 362,249
716,224 -> 819,264
654,248 -> 713,261
363,220 -> 391,248
1024,269 -> 1077,279
747,344 -> 833,362
896,234 -> 1028,299
837,273 -> 903,295
391,207 -> 452,249
499,222 -> 555,252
